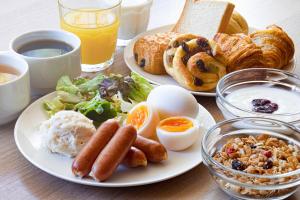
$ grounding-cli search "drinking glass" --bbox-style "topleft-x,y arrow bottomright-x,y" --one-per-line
58,0 -> 121,72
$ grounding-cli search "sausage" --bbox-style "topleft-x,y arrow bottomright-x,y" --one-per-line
72,119 -> 119,177
91,125 -> 137,181
133,136 -> 168,163
122,147 -> 147,168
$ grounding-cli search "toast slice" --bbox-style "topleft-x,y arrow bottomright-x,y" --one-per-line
173,0 -> 235,39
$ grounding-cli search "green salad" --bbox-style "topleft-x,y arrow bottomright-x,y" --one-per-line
43,72 -> 153,126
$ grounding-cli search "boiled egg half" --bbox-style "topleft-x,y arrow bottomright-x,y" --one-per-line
125,102 -> 159,140
147,85 -> 199,119
156,116 -> 201,151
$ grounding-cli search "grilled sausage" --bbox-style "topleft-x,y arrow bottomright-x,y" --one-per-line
72,119 -> 119,177
122,147 -> 147,167
133,136 -> 168,163
91,125 -> 137,181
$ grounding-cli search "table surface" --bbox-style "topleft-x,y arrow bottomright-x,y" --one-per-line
1,0 -> 300,199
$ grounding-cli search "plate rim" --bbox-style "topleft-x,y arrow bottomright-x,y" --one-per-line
124,24 -> 296,97
14,91 -> 216,187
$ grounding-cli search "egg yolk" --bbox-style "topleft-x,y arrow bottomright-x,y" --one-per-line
126,105 -> 149,130
159,117 -> 193,132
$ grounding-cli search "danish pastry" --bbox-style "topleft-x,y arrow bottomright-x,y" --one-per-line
133,32 -> 178,75
250,25 -> 294,69
167,38 -> 226,91
213,33 -> 263,72
163,34 -> 199,70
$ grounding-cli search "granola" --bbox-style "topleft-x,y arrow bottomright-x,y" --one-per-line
213,134 -> 300,174
212,134 -> 300,198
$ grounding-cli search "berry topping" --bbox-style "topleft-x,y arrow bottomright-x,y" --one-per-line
232,159 -> 245,171
196,59 -> 207,72
252,99 -> 271,106
194,77 -> 203,86
250,144 -> 257,149
251,99 -> 278,114
139,59 -> 146,68
226,147 -> 235,155
263,160 -> 273,169
264,151 -> 273,158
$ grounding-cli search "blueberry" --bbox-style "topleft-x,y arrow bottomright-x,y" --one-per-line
196,59 -> 207,72
252,99 -> 271,106
263,160 -> 273,169
181,42 -> 190,53
139,59 -> 146,68
250,144 -> 256,149
232,160 -> 245,171
196,38 -> 209,48
194,77 -> 203,86
253,103 -> 279,114
181,54 -> 190,65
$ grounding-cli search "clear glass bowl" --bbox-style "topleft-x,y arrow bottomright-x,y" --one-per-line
201,117 -> 300,200
216,68 -> 300,126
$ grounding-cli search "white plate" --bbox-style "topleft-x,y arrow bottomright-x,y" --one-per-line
14,92 -> 216,187
124,24 -> 296,97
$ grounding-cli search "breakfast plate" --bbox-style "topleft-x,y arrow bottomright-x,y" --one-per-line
14,91 -> 216,187
124,24 -> 296,97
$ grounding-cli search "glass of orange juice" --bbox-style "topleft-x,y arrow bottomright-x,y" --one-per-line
58,0 -> 121,72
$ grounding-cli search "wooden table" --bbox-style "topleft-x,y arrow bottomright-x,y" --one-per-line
0,0 -> 300,199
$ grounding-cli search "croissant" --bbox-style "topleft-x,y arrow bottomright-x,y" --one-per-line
166,38 -> 226,91
213,33 -> 263,72
250,25 -> 294,69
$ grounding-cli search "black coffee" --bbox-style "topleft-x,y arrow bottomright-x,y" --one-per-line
17,40 -> 73,58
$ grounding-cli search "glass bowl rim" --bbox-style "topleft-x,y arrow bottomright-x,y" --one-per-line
201,116 -> 300,179
58,0 -> 122,12
216,68 -> 300,117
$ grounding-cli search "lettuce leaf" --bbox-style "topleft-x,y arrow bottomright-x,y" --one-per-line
43,97 -> 66,116
56,76 -> 80,95
128,72 -> 153,102
78,74 -> 105,93
75,95 -> 117,127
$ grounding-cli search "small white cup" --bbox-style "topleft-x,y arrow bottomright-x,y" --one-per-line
118,0 -> 153,41
0,52 -> 30,126
9,30 -> 81,96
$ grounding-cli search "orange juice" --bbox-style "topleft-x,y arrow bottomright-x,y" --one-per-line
61,10 -> 120,65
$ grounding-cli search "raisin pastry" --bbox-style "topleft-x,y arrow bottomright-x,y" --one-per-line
163,34 -> 199,70
213,33 -> 263,72
133,32 -> 178,75
250,25 -> 294,69
165,37 -> 214,76
167,38 -> 226,91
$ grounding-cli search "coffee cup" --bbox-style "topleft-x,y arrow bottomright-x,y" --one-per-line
9,30 -> 81,96
0,52 -> 30,125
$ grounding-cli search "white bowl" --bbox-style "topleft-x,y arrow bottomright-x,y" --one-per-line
0,52 -> 30,125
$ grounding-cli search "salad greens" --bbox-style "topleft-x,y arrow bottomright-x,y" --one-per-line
43,72 -> 153,126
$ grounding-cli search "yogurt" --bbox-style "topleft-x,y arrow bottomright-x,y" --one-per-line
223,85 -> 300,122
118,0 -> 152,43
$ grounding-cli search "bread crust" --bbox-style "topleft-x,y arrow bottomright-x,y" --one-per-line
133,32 -> 178,75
